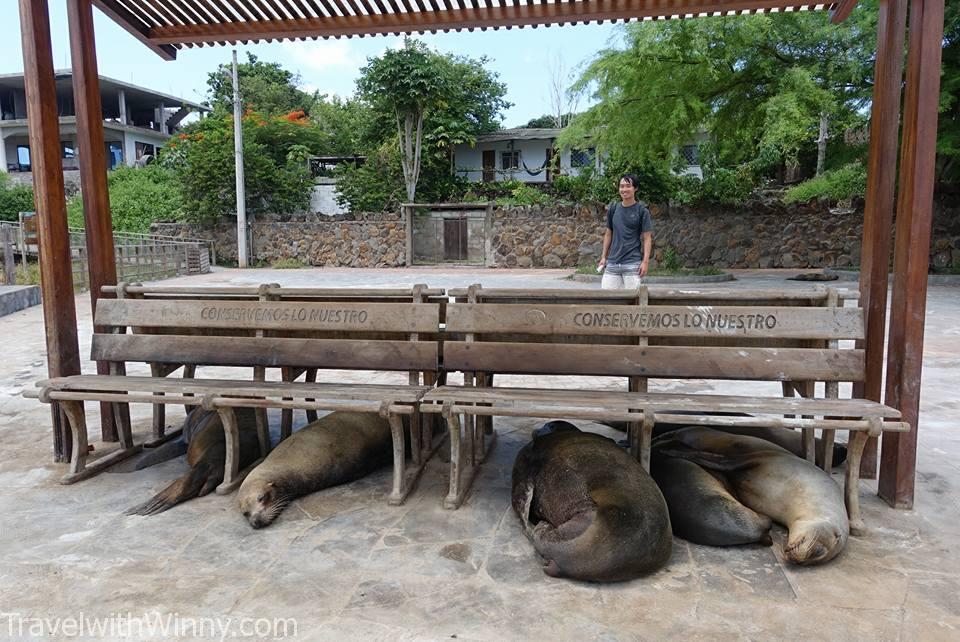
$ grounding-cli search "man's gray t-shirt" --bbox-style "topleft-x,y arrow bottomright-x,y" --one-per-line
606,202 -> 653,264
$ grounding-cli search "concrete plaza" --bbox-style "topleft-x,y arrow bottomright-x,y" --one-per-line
0,267 -> 957,640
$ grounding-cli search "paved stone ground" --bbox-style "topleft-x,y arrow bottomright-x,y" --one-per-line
0,267 -> 958,640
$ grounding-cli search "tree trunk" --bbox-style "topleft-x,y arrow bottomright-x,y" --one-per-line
816,112 -> 829,176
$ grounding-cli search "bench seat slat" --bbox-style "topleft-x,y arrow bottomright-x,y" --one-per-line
443,342 -> 864,382
420,385 -> 902,419
91,334 -> 438,371
36,375 -> 430,403
445,304 -> 864,340
96,299 -> 440,333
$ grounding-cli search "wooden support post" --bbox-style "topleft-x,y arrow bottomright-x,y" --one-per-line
68,0 -> 122,443
2,226 -> 15,285
879,0 -> 945,509
19,0 -> 83,462
856,0 -> 908,479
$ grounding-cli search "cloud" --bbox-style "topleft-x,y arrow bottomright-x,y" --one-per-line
282,40 -> 360,71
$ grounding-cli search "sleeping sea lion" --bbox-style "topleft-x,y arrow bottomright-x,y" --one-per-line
511,421 -> 672,582
125,408 -> 261,516
238,412 -> 393,529
654,427 -> 849,565
601,415 -> 847,466
650,449 -> 772,546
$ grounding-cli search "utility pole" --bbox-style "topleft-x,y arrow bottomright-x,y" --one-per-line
232,49 -> 248,267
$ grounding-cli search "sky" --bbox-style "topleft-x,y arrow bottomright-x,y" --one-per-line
1,3 -> 627,128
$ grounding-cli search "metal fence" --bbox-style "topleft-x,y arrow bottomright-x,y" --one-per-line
1,220 -> 213,290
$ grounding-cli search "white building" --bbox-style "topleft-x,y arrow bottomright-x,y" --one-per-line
454,127 -> 704,183
0,70 -> 206,177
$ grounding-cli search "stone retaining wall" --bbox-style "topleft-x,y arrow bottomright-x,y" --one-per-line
152,199 -> 960,270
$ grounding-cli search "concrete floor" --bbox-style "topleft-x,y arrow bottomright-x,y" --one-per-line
1,267 -> 958,641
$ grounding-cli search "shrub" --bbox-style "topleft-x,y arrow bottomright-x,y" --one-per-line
67,165 -> 182,232
783,162 -> 867,203
271,258 -> 308,269
0,174 -> 35,222
496,182 -> 552,206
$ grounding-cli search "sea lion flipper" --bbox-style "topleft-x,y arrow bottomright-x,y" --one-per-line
124,466 -> 210,516
519,482 -> 537,533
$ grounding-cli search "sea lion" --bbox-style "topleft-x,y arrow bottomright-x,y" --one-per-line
125,408 -> 261,516
654,427 -> 849,565
601,415 -> 847,466
239,412 -> 393,529
511,421 -> 672,582
650,449 -> 772,546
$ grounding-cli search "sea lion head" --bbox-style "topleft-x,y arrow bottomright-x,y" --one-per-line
238,480 -> 291,529
783,519 -> 847,565
532,420 -> 580,440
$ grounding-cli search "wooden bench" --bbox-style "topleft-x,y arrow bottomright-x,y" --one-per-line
423,285 -> 907,534
98,283 -> 446,446
27,293 -> 443,505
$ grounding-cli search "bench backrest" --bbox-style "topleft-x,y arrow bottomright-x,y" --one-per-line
442,291 -> 865,383
92,297 -> 440,373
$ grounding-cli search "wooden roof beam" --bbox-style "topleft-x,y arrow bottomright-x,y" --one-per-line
830,0 -> 858,23
147,0 -> 825,43
93,0 -> 178,59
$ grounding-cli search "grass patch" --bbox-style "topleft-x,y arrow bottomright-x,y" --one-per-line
14,262 -> 41,285
270,258 -> 309,269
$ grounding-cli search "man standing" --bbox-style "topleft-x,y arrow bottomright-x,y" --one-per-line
597,173 -> 653,289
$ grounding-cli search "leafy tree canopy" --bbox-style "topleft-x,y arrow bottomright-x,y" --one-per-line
560,7 -> 877,172
353,39 -> 510,203
206,53 -> 315,117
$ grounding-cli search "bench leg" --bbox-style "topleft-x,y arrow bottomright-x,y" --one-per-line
443,412 -> 467,510
639,413 -> 655,473
304,368 -> 319,424
387,414 -> 409,505
255,408 -> 271,457
182,365 -> 196,415
845,430 -> 869,536
60,400 -> 142,485
819,429 -> 837,474
216,407 -> 241,495
280,367 -> 294,439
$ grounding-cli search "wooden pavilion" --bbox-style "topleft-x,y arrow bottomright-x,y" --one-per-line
17,0 -> 944,508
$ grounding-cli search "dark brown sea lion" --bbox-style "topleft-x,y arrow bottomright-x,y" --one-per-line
124,408 -> 261,516
650,450 -> 772,546
238,412 -> 393,529
654,427 -> 849,565
511,421 -> 672,582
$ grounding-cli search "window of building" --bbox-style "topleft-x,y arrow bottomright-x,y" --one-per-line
16,145 -> 31,171
501,150 -> 520,170
681,144 -> 700,166
106,142 -> 123,170
135,141 -> 155,160
62,142 -> 76,160
570,148 -> 596,169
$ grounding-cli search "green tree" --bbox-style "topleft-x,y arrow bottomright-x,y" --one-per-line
524,114 -> 560,128
206,53 -> 315,117
0,173 -> 35,222
162,111 -> 319,224
66,165 -> 182,232
562,8 -> 876,176
356,39 -> 510,203
938,1 -> 960,184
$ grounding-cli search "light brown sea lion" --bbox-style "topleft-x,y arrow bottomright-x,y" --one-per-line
125,408 -> 261,516
239,412 -> 393,529
511,421 -> 672,582
654,427 -> 849,565
650,449 -> 772,546
601,415 -> 848,467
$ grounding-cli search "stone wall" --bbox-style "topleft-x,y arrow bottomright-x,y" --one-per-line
152,199 -> 960,270
152,211 -> 406,267
490,204 -> 605,268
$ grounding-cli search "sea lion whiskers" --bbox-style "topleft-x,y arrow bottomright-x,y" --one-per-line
783,519 -> 846,565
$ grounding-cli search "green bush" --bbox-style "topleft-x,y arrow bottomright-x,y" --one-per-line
496,182 -> 552,206
784,162 -> 867,203
67,165 -> 182,232
0,174 -> 35,222
334,141 -> 406,212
